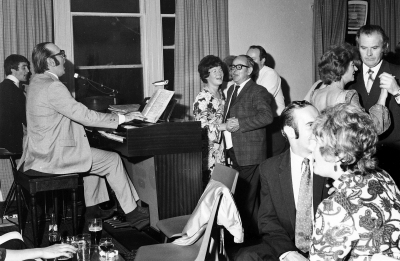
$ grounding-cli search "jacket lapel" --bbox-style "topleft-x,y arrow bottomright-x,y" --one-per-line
312,174 -> 328,215
231,79 -> 252,107
223,83 -> 235,122
365,61 -> 390,109
279,150 -> 296,231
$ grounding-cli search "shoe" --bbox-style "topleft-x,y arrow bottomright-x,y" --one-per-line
126,206 -> 150,227
85,205 -> 115,220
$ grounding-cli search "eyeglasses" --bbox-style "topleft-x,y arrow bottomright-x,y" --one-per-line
230,64 -> 249,71
49,50 -> 66,59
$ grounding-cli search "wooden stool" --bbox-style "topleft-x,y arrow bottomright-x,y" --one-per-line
14,172 -> 79,246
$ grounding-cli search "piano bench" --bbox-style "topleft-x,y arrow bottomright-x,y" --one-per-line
14,171 -> 79,247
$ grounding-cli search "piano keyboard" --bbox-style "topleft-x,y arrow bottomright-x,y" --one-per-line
98,131 -> 126,143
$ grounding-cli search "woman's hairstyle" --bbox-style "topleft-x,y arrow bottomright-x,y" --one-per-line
198,55 -> 224,83
312,103 -> 378,175
318,43 -> 360,85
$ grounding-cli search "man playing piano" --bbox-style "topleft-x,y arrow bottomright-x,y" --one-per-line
17,42 -> 149,228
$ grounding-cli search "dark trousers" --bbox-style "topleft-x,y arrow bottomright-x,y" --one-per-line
226,148 -> 260,238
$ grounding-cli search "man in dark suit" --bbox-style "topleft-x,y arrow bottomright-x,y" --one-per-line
349,25 -> 400,184
223,55 -> 274,236
236,101 -> 329,261
0,54 -> 30,153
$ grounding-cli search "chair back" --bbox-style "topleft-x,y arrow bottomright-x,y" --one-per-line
195,194 -> 222,261
210,163 -> 238,194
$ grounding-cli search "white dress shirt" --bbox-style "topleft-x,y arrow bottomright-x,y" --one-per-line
6,75 -> 20,87
362,61 -> 382,89
256,66 -> 285,116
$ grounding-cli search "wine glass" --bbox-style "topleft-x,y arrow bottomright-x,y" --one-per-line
99,237 -> 114,260
48,231 -> 61,245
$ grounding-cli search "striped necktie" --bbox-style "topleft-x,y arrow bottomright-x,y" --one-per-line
366,69 -> 374,93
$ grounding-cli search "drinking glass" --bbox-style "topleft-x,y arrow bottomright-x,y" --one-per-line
74,235 -> 90,261
48,231 -> 61,245
99,237 -> 114,260
88,218 -> 102,246
56,236 -> 74,261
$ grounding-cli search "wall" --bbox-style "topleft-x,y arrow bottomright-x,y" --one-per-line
229,0 -> 314,102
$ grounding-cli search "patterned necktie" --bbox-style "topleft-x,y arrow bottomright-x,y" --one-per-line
226,85 -> 240,119
295,158 -> 313,253
366,69 -> 374,93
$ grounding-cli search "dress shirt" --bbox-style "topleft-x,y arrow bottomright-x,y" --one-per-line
44,71 -> 125,124
256,66 -> 285,116
6,75 -> 20,87
362,61 -> 382,88
224,78 -> 251,150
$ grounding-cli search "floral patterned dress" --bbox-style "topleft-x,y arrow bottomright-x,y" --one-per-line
193,88 -> 225,173
310,170 -> 400,261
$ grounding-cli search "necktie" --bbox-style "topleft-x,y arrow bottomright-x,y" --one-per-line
295,158 -> 312,253
226,85 -> 240,119
366,69 -> 374,93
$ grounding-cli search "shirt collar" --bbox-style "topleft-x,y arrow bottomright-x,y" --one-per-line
45,71 -> 59,79
290,148 -> 312,165
363,60 -> 383,75
6,75 -> 19,87
236,78 -> 251,88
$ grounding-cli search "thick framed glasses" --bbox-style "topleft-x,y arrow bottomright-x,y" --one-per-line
230,64 -> 249,71
49,50 -> 66,59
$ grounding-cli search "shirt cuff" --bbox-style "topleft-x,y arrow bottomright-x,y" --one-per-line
279,251 -> 297,261
118,114 -> 125,124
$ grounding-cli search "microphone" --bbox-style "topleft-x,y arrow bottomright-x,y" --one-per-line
74,73 -> 118,94
74,73 -> 88,80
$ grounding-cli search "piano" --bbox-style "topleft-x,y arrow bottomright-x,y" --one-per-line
90,121 -> 203,230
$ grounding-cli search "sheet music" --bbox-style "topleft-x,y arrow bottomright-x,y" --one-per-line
142,89 -> 174,123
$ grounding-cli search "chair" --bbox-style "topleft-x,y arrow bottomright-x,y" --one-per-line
14,167 -> 79,247
135,194 -> 223,261
156,164 -> 238,242
0,148 -> 28,217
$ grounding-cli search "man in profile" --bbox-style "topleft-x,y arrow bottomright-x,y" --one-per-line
247,45 -> 287,157
236,101 -> 329,261
349,25 -> 400,183
224,54 -> 273,237
0,54 -> 30,153
18,42 -> 149,227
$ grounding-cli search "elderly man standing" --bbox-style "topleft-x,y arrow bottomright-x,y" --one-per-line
18,42 -> 149,227
0,54 -> 30,153
247,45 -> 287,157
349,25 -> 400,183
223,55 -> 273,237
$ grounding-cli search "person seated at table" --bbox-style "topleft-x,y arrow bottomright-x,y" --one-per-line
310,103 -> 400,260
304,43 -> 390,135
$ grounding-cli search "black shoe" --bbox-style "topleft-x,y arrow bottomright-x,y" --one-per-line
126,206 -> 150,227
85,205 -> 115,220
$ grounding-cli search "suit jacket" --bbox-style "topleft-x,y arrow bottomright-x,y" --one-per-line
0,79 -> 26,153
18,72 -> 119,174
349,60 -> 400,144
223,79 -> 273,166
258,150 -> 329,259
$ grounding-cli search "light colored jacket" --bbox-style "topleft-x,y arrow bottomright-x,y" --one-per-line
18,72 -> 119,174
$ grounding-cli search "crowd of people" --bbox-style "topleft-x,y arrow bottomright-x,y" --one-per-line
1,22 -> 400,261
194,24 -> 400,261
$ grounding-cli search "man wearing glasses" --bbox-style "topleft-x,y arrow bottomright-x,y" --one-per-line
223,55 -> 273,238
18,42 -> 150,228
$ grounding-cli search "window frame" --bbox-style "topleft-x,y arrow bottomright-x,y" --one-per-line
53,0 -> 164,98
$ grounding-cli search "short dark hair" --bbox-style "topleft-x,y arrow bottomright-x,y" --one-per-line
281,100 -> 313,139
32,42 -> 60,74
318,43 -> 360,85
198,55 -> 224,83
248,45 -> 267,65
4,54 -> 29,76
356,24 -> 389,54
235,55 -> 256,77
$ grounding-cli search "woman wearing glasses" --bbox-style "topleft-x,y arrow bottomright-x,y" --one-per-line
193,55 -> 227,183
304,43 -> 390,134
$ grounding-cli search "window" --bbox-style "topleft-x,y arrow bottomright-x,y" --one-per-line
53,0 -> 169,104
161,0 -> 175,91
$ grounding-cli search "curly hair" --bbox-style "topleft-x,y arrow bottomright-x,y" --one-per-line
318,43 -> 360,85
312,103 -> 378,175
198,55 -> 224,83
